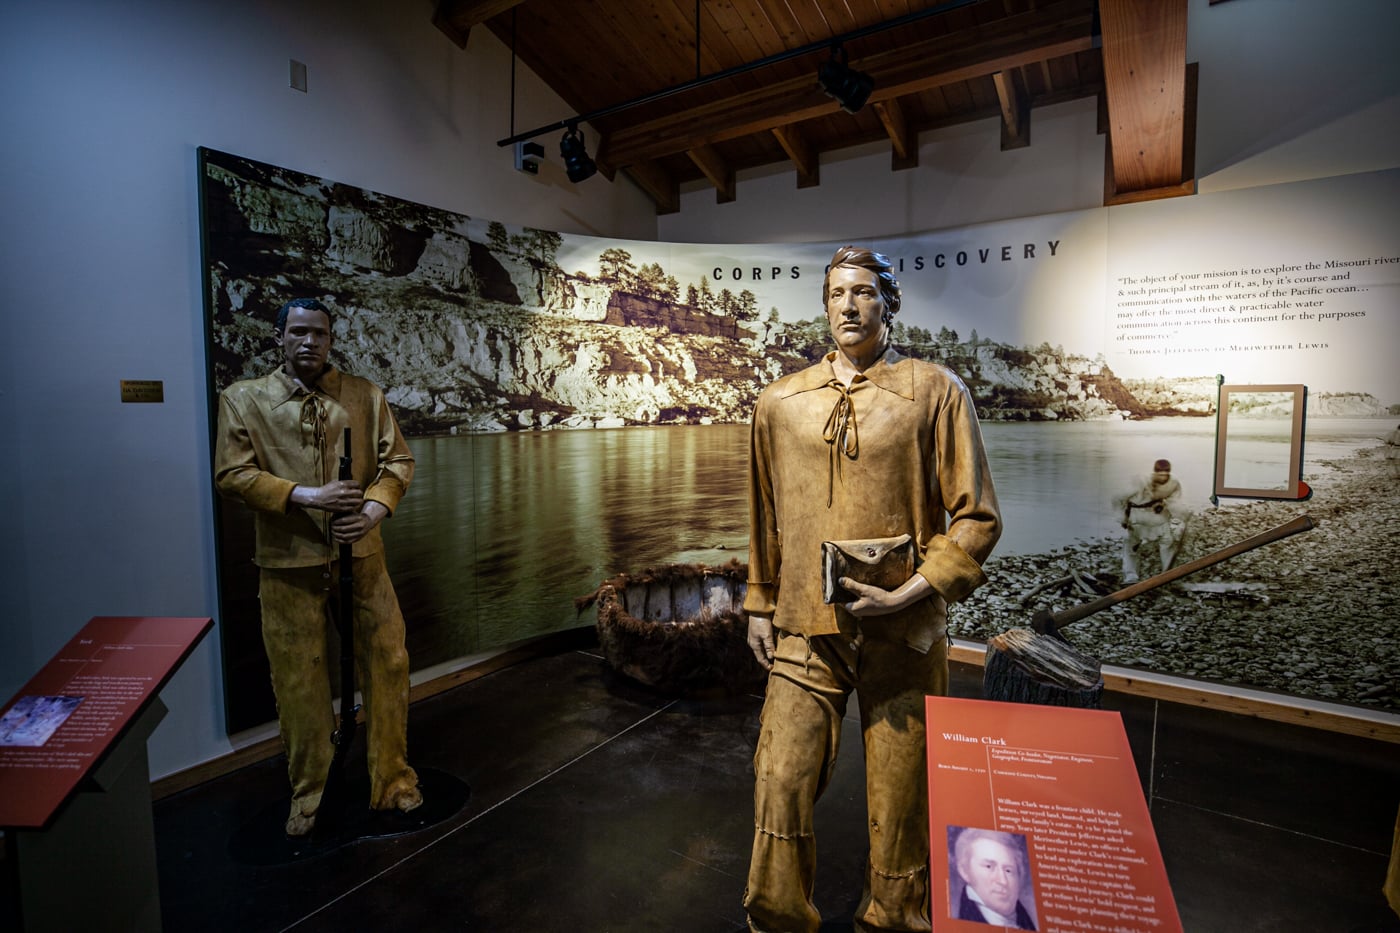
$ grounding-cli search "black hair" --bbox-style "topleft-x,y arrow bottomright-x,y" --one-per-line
275,298 -> 332,334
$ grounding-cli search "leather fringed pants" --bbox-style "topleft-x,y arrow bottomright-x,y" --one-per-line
744,631 -> 947,933
258,552 -> 417,821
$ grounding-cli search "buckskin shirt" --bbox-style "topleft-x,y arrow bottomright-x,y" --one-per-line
215,367 -> 413,567
743,349 -> 1001,648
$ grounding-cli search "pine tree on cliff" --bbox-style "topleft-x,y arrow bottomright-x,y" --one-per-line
599,247 -> 637,292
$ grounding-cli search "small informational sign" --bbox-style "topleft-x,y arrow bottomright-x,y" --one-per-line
120,379 -> 164,403
0,616 -> 212,828
926,696 -> 1182,932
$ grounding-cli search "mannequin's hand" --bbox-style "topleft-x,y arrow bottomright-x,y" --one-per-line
840,574 -> 932,617
747,615 -> 775,670
330,501 -> 388,544
290,480 -> 363,513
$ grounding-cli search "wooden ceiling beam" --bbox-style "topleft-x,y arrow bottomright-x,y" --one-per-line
433,0 -> 527,49
687,145 -> 737,203
597,0 -> 1095,168
872,98 -> 918,170
1099,0 -> 1190,193
771,124 -> 820,188
992,69 -> 1030,150
868,1 -> 1094,100
1105,62 -> 1198,205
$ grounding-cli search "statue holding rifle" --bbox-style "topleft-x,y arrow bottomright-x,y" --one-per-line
215,298 -> 421,836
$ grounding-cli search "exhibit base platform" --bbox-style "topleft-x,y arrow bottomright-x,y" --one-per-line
228,766 -> 469,865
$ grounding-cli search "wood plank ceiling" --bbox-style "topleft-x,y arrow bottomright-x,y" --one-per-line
434,0 -> 1192,215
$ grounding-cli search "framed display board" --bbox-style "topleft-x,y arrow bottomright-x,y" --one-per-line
1214,383 -> 1308,499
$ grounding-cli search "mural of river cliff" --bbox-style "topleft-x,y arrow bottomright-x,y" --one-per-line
200,148 -> 1399,733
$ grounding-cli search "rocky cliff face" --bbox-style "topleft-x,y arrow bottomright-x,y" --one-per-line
951,346 -> 1139,421
1311,392 -> 1385,417
350,303 -> 779,433
1121,376 -> 1219,415
200,150 -> 1237,435
603,292 -> 755,339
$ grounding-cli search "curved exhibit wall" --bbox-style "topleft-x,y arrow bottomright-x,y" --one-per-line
202,148 -> 1399,732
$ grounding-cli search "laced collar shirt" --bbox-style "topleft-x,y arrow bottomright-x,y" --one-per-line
215,366 -> 414,568
743,350 -> 1001,652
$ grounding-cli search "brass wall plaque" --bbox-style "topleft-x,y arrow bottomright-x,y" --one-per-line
120,380 -> 165,403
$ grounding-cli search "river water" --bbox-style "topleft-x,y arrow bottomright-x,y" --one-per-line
382,418 -> 1390,668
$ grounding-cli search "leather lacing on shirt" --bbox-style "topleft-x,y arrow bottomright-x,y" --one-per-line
298,389 -> 335,556
822,379 -> 859,508
299,392 -> 328,456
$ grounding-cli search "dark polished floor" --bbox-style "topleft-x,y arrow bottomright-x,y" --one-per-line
147,632 -> 1399,933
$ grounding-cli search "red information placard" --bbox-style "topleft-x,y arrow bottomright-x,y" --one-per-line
0,616 -> 212,829
926,696 -> 1182,932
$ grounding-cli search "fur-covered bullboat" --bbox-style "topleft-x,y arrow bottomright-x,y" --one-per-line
575,561 -> 767,696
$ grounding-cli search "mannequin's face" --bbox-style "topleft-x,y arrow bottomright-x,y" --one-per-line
280,306 -> 332,383
825,265 -> 888,368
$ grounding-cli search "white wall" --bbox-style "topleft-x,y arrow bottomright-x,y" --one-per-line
658,0 -> 1400,244
0,0 -> 655,779
1189,0 -> 1400,195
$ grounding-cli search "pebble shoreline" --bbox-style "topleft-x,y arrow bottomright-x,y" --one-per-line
950,442 -> 1399,713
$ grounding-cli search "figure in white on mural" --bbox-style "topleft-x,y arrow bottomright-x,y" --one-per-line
1114,458 -> 1186,583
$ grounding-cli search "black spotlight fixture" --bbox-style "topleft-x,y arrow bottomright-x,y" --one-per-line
817,45 -> 874,114
559,125 -> 597,183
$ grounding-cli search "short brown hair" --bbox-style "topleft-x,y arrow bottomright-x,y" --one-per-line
823,245 -> 901,317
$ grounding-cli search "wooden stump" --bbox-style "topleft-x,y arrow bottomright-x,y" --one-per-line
982,627 -> 1104,708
